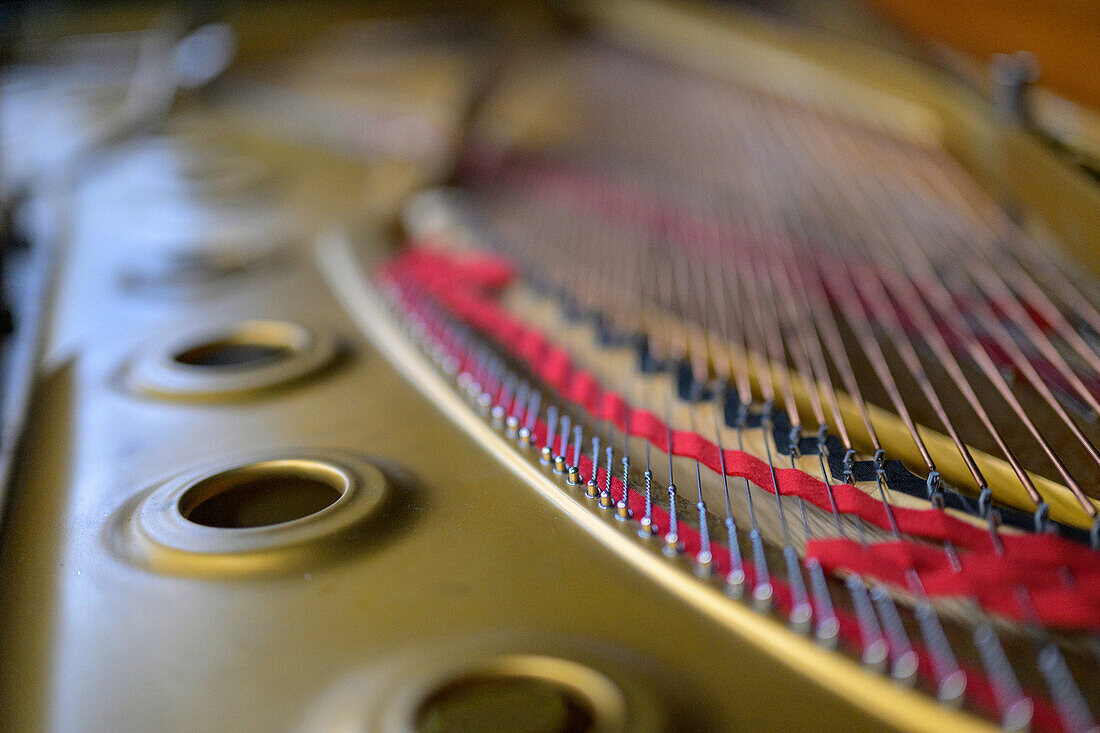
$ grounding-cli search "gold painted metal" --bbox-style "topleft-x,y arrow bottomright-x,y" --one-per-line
0,92 -> 919,733
409,655 -> 626,732
317,230 -> 998,733
127,319 -> 338,401
114,450 -> 389,577
2,3 -> 1098,732
299,638 -> 662,733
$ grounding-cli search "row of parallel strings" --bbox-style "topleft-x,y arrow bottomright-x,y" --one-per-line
474,42 -> 1100,527
457,42 -> 1100,729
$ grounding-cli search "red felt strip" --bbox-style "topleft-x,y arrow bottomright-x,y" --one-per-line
381,260 -> 1069,731
380,244 -> 1100,634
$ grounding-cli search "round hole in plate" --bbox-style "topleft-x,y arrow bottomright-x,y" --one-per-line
170,320 -> 310,370
129,320 -> 338,400
416,674 -> 595,733
297,646 -> 663,733
178,461 -> 347,529
173,339 -> 295,368
122,452 -> 389,576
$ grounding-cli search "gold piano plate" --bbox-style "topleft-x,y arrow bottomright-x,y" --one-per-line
1,2 -> 1098,732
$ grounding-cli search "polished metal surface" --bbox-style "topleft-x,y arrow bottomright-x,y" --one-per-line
0,3 -> 1098,732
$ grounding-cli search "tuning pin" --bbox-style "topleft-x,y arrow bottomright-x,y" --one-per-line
847,576 -> 888,672
724,518 -> 745,599
783,547 -> 812,635
522,390 -> 541,447
615,456 -> 631,520
638,470 -> 657,538
694,501 -> 713,577
554,415 -> 570,474
807,559 -> 838,647
585,436 -> 601,499
491,373 -> 514,429
599,446 -> 614,509
750,530 -> 773,612
505,381 -> 528,440
914,601 -> 966,705
870,586 -> 917,683
972,622 -> 1031,733
541,405 -> 558,465
662,484 -> 681,556
566,425 -> 583,486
